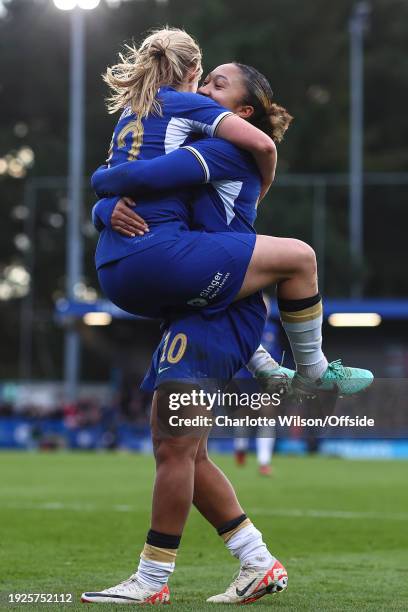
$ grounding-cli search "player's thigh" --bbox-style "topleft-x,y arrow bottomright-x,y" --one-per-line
151,385 -> 208,456
236,235 -> 316,299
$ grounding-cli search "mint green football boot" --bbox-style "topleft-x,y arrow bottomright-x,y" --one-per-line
292,359 -> 374,398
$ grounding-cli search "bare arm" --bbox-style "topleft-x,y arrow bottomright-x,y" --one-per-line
216,114 -> 277,199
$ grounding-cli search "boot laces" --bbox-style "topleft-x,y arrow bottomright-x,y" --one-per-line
105,573 -> 143,594
327,359 -> 352,378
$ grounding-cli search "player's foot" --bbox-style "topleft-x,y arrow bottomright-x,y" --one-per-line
206,559 -> 288,604
255,365 -> 295,395
293,359 -> 374,398
81,574 -> 170,605
259,464 -> 272,477
235,450 -> 247,466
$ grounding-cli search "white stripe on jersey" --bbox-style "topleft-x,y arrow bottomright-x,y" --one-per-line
212,180 -> 243,225
165,118 -> 211,153
210,111 -> 234,135
164,112 -> 233,154
182,146 -> 210,182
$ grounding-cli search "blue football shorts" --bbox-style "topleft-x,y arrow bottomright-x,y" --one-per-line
141,292 -> 266,392
98,228 -> 256,319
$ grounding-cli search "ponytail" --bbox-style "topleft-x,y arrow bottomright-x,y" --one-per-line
257,102 -> 293,143
103,27 -> 202,123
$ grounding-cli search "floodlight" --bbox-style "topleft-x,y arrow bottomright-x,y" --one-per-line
328,313 -> 381,327
83,312 -> 112,326
53,0 -> 77,10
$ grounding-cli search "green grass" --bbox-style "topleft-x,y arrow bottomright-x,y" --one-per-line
1,452 -> 408,611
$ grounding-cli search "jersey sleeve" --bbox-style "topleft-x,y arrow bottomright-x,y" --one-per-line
91,138 -> 257,197
92,196 -> 120,232
91,150 -> 207,198
177,93 -> 233,137
182,138 -> 257,183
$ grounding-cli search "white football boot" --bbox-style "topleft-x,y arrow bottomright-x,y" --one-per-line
207,559 -> 288,604
81,573 -> 170,605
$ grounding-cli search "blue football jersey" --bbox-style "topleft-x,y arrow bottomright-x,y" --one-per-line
107,86 -> 232,166
93,87 -> 234,267
92,138 -> 261,269
92,96 -> 269,386
181,138 -> 260,233
92,88 -> 270,389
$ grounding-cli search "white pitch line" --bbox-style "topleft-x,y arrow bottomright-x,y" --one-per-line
1,501 -> 134,513
248,508 -> 408,521
2,502 -> 408,521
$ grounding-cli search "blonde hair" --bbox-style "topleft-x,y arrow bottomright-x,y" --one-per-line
234,63 -> 293,143
103,27 -> 202,123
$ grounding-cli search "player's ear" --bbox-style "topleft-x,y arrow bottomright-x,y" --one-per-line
188,66 -> 203,83
236,105 -> 254,120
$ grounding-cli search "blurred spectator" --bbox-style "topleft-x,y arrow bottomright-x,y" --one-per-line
0,385 -> 152,427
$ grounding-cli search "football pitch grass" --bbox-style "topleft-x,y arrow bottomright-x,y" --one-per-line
1,452 -> 407,611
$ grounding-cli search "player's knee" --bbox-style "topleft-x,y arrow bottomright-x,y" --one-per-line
154,437 -> 198,466
293,240 -> 317,277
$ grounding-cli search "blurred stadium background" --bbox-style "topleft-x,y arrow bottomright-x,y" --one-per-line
1,0 -> 407,457
1,2 -> 408,609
